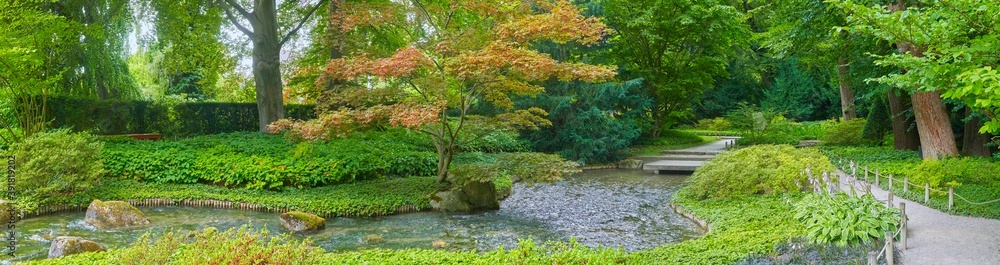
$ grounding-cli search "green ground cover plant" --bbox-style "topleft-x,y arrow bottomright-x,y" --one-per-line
101,131 -> 438,190
629,130 -> 717,156
825,146 -> 1000,218
101,129 -> 526,190
41,177 -> 438,217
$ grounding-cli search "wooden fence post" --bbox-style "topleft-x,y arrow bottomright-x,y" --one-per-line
888,174 -> 893,190
888,192 -> 894,208
886,231 -> 895,265
904,177 -> 909,193
869,251 -> 878,265
949,187 -> 954,210
851,161 -> 856,176
865,166 -> 869,181
875,169 -> 880,187
900,202 -> 907,250
925,183 -> 930,203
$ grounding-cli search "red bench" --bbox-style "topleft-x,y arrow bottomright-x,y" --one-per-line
102,133 -> 163,140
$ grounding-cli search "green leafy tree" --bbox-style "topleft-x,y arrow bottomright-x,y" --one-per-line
832,0 -> 1000,159
604,0 -> 750,137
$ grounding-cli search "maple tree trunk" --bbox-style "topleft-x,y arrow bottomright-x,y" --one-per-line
910,91 -> 958,159
435,143 -> 454,183
250,0 -> 285,132
326,0 -> 344,90
961,107 -> 992,157
887,88 -> 920,150
837,56 -> 856,121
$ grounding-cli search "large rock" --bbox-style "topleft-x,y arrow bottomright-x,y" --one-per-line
48,236 -> 104,258
279,211 -> 325,233
84,200 -> 150,229
0,200 -> 12,224
430,180 -> 499,212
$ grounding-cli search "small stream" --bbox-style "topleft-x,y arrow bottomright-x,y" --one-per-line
4,169 -> 702,263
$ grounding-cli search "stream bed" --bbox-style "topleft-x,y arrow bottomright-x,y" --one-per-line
5,169 -> 702,262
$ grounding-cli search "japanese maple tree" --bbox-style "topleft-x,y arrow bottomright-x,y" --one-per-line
274,0 -> 616,183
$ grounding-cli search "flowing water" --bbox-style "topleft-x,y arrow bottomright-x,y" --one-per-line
3,169 -> 702,263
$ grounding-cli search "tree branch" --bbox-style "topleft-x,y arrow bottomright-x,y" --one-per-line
223,0 -> 252,18
280,0 -> 328,47
219,0 -> 254,36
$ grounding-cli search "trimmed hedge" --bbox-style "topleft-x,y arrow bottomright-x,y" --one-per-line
40,95 -> 316,136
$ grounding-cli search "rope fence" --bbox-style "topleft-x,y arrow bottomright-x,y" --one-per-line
823,150 -> 1000,210
817,149 -> 1000,265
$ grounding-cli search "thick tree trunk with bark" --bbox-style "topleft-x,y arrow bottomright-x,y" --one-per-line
249,1 -> 285,132
221,0 -> 324,132
887,88 -> 920,150
962,107 -> 992,157
837,56 -> 856,120
910,90 -> 958,159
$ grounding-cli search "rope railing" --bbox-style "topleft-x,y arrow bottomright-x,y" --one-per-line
823,150 -> 1000,210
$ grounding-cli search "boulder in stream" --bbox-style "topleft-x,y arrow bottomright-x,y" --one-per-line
84,200 -> 150,229
0,200 -> 13,224
430,180 -> 499,212
279,211 -> 325,233
48,236 -> 104,258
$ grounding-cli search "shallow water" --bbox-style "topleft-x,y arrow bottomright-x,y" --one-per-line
3,169 -> 701,262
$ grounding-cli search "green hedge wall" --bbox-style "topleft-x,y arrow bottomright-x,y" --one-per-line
41,96 -> 316,136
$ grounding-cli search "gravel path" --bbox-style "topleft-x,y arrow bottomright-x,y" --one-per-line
836,170 -> 1000,265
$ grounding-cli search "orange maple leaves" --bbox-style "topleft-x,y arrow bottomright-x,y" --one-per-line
324,46 -> 432,80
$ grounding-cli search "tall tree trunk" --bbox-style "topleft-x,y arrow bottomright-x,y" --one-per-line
887,88 -> 920,150
837,56 -> 856,120
910,90 -> 958,159
891,1 -> 958,160
250,1 -> 285,132
326,0 -> 344,90
962,107 -> 992,157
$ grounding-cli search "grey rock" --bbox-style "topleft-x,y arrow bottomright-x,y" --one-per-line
48,236 -> 104,258
84,200 -> 150,229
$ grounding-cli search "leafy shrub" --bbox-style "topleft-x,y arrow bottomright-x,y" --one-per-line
788,120 -> 834,141
821,118 -> 870,146
726,104 -> 798,145
694,117 -> 731,131
101,131 -> 437,190
794,193 -> 901,246
861,98 -> 892,145
2,130 -> 103,212
680,145 -> 836,199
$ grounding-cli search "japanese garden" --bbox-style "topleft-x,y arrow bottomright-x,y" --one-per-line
1,0 -> 999,264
